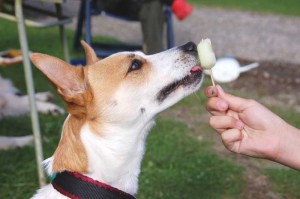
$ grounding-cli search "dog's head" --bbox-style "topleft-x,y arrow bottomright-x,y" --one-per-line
31,41 -> 204,176
31,41 -> 203,125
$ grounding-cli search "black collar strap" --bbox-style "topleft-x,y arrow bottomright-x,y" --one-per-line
51,171 -> 136,199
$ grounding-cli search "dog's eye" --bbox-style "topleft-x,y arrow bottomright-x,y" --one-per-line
128,59 -> 143,73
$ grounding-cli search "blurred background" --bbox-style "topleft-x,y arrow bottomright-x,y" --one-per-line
0,0 -> 299,198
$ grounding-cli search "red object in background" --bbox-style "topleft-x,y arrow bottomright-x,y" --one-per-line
171,0 -> 193,20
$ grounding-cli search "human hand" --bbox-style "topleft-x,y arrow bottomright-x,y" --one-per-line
205,85 -> 290,161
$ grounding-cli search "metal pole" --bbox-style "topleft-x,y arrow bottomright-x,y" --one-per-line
85,0 -> 92,44
15,0 -> 46,186
55,3 -> 70,62
166,6 -> 174,49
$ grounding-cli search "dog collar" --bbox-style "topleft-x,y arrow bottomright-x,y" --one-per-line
51,171 -> 136,199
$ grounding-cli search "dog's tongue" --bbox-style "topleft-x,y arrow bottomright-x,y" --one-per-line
191,66 -> 202,72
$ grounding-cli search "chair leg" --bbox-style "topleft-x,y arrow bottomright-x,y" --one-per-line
85,0 -> 92,45
15,0 -> 46,187
55,3 -> 70,62
139,1 -> 164,54
166,6 -> 174,49
73,0 -> 85,50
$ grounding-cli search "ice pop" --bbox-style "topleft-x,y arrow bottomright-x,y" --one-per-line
197,39 -> 216,86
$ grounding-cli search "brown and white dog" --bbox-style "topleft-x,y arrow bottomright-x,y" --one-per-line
0,71 -> 64,150
0,77 -> 64,118
31,41 -> 203,198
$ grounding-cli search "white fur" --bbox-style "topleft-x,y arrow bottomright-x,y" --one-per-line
33,120 -> 155,198
0,135 -> 34,150
0,75 -> 65,119
81,120 -> 155,194
0,75 -> 65,151
31,185 -> 68,199
32,45 -> 203,198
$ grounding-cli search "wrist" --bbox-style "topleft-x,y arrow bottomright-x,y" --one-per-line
274,123 -> 300,170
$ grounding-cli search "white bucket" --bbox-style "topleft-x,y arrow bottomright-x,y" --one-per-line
204,57 -> 259,83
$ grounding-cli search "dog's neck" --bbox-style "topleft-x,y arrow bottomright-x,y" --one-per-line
47,114 -> 155,195
81,119 -> 155,195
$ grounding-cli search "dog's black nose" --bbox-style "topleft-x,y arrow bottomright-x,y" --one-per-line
180,42 -> 197,52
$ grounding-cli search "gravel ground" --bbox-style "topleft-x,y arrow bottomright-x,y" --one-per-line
23,2 -> 300,198
32,1 -> 300,107
35,1 -> 300,64
61,3 -> 300,65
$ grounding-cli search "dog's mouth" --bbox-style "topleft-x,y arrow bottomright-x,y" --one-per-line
157,66 -> 203,102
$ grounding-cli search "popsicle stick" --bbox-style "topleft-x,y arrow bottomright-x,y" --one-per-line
210,69 -> 216,87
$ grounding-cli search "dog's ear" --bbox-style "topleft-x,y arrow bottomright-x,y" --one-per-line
30,53 -> 87,104
80,40 -> 99,65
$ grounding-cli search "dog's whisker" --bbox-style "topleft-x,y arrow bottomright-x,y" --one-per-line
192,91 -> 204,104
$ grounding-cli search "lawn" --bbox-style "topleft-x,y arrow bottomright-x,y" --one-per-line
189,0 -> 300,16
0,18 -> 245,198
1,4 -> 300,198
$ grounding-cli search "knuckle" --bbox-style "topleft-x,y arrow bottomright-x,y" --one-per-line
221,132 -> 228,141
206,99 -> 214,109
247,99 -> 257,106
209,116 -> 217,128
228,117 -> 237,127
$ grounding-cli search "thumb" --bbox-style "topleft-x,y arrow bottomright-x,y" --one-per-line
216,85 -> 251,112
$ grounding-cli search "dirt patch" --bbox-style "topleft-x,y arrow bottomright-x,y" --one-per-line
162,98 -> 290,198
160,59 -> 299,198
212,128 -> 283,199
163,108 -> 283,199
227,59 -> 300,111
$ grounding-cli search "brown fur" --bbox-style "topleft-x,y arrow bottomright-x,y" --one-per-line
31,50 -> 91,173
52,115 -> 88,172
30,41 -> 153,173
80,40 -> 99,65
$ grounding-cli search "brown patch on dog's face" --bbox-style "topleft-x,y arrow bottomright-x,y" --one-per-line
88,53 -> 151,90
85,53 -> 152,130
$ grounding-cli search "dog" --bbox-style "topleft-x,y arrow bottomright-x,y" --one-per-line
31,41 -> 203,199
0,76 -> 64,118
0,70 -> 65,150
0,135 -> 34,150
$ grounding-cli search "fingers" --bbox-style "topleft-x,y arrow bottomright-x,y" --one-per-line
205,85 -> 248,154
216,85 -> 253,112
205,86 -> 218,97
210,116 -> 244,133
206,97 -> 229,115
205,85 -> 228,115
205,85 -> 254,113
209,115 -> 244,153
221,129 -> 243,152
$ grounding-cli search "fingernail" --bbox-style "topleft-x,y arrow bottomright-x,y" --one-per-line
236,120 -> 244,130
216,85 -> 224,93
217,100 -> 228,111
208,87 -> 215,95
205,87 -> 216,97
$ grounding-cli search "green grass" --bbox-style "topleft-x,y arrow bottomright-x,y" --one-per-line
264,169 -> 300,199
138,120 -> 244,199
0,19 -> 71,198
189,0 -> 300,16
262,106 -> 300,199
272,107 -> 300,129
1,13 -> 300,199
0,18 -> 245,198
